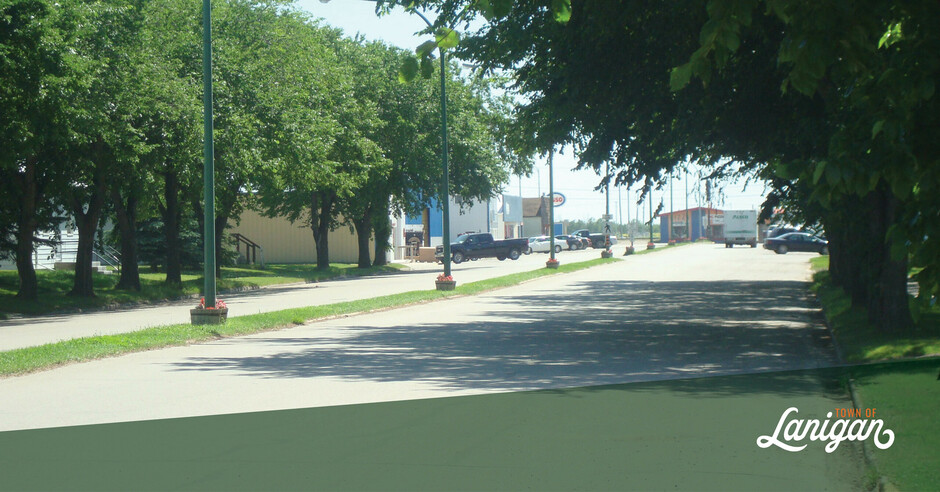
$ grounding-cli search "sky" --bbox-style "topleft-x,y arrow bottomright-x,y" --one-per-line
294,0 -> 770,223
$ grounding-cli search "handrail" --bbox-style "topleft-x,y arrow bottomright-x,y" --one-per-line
232,233 -> 264,268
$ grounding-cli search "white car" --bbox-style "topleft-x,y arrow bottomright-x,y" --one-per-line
527,236 -> 563,254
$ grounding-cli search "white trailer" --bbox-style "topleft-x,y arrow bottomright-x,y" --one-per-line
723,209 -> 758,248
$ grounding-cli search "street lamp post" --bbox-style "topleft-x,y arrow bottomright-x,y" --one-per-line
602,161 -> 612,257
548,150 -> 556,265
648,188 -> 655,249
407,9 -> 455,286
191,0 -> 222,325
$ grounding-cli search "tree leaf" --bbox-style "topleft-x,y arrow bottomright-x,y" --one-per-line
669,63 -> 692,92
416,40 -> 438,58
398,56 -> 419,83
551,0 -> 572,23
420,56 -> 435,79
871,120 -> 885,140
812,160 -> 827,184
435,28 -> 459,50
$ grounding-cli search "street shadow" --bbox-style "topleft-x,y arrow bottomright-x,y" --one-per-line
171,278 -> 844,397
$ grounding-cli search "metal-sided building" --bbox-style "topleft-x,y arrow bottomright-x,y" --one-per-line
658,207 -> 724,242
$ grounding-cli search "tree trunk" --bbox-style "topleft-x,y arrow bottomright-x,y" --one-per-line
310,192 -> 335,270
112,188 -> 140,291
373,212 -> 391,267
866,185 -> 914,331
68,210 -> 99,297
68,163 -> 106,298
13,158 -> 39,300
353,208 -> 373,269
162,170 -> 182,285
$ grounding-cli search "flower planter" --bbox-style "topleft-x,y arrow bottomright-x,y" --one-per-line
545,261 -> 560,269
435,280 -> 457,291
668,240 -> 676,246
646,242 -> 656,250
190,308 -> 228,325
601,250 -> 613,258
623,246 -> 636,256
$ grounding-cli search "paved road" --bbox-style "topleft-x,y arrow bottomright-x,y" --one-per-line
0,243 -> 840,432
0,245 -> 603,351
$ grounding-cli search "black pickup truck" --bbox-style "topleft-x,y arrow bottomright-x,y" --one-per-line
435,233 -> 528,264
571,229 -> 619,249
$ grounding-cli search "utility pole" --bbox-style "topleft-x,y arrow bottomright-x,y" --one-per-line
685,168 -> 690,240
548,149 -> 558,265
669,172 -> 674,242
648,187 -> 655,249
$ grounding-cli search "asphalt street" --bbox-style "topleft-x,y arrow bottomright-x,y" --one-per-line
0,243 -> 839,432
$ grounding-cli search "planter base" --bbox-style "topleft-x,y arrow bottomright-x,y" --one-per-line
646,242 -> 656,250
623,247 -> 635,256
435,280 -> 457,291
191,308 -> 228,325
545,261 -> 560,269
601,251 -> 613,258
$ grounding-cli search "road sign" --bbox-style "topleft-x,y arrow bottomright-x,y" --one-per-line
552,192 -> 566,207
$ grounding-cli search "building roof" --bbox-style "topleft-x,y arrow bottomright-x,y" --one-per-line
522,197 -> 549,218
658,207 -> 723,218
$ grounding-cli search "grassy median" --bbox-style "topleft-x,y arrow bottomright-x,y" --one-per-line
0,257 -> 618,377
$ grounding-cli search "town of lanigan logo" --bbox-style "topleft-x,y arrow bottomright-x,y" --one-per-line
757,407 -> 895,453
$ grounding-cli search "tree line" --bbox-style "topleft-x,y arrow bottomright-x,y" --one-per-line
0,0 -> 529,299
378,0 -> 938,333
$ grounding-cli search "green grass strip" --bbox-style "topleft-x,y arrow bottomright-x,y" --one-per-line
811,269 -> 940,362
0,257 -> 619,377
0,264 -> 404,316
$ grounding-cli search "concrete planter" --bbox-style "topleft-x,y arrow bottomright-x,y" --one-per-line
601,250 -> 613,258
190,308 -> 228,325
623,246 -> 635,256
435,280 -> 457,291
545,261 -> 560,269
646,242 -> 656,250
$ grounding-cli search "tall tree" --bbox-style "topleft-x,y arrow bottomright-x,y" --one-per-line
0,0 -> 85,299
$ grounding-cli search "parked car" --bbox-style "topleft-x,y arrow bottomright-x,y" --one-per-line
767,226 -> 799,239
555,235 -> 582,250
763,232 -> 829,255
528,236 -> 563,254
571,229 -> 618,248
435,233 -> 528,263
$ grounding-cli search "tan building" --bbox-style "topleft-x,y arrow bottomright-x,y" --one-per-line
229,209 -> 373,264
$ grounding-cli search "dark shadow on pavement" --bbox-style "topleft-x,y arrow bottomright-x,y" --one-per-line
171,279 -> 844,396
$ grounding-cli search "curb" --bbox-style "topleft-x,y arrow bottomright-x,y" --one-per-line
810,276 -> 897,492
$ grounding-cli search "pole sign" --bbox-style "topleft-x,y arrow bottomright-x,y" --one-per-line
552,192 -> 566,207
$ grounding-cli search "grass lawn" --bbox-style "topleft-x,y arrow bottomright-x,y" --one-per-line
847,359 -> 940,491
810,256 -> 940,362
0,263 -> 403,316
0,257 -> 618,377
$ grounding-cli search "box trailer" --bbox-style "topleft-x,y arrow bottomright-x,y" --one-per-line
723,210 -> 758,248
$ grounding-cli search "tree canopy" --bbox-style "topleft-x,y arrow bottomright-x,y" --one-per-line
375,0 -> 939,331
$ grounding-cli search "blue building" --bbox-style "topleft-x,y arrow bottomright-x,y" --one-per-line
658,207 -> 723,242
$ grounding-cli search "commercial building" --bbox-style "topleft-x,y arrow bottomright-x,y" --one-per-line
657,207 -> 724,242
